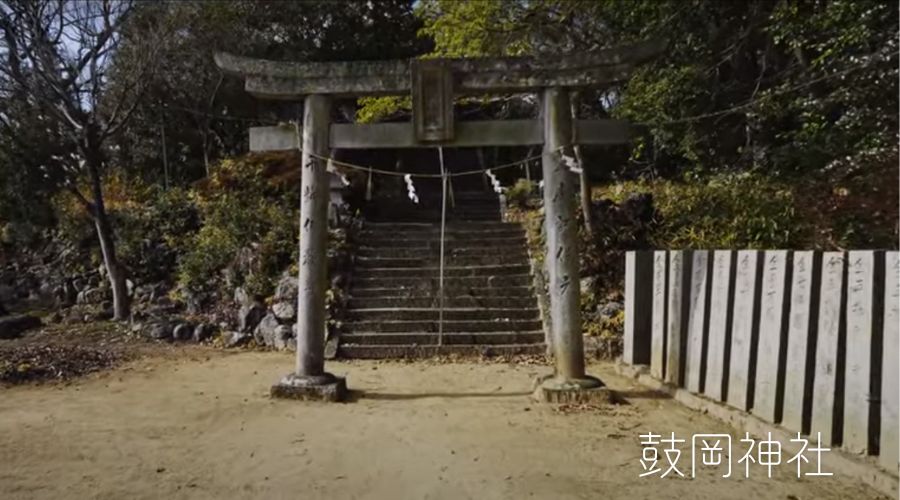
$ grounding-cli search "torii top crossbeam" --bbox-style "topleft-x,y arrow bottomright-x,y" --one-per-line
215,39 -> 664,99
215,39 -> 663,147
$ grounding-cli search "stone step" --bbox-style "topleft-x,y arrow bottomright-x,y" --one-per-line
359,231 -> 520,241
370,207 -> 500,216
351,274 -> 533,288
356,236 -> 527,249
337,343 -> 546,359
340,331 -> 545,346
340,319 -> 543,333
347,296 -> 537,309
360,234 -> 524,244
356,246 -> 528,258
365,211 -> 500,220
362,221 -> 520,231
354,264 -> 531,279
349,285 -> 536,298
355,253 -> 528,268
360,235 -> 526,248
339,204 -> 541,360
345,308 -> 539,321
360,226 -> 524,236
373,197 -> 498,205
370,203 -> 500,211
366,216 -> 501,223
369,202 -> 498,209
406,206 -> 497,210
377,192 -> 498,202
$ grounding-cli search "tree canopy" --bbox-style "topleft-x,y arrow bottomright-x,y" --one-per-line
0,0 -> 896,247
405,0 -> 899,177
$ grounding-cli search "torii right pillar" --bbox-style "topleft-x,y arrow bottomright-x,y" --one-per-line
534,87 -> 615,404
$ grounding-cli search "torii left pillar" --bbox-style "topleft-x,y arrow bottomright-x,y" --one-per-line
271,94 -> 348,401
532,87 -> 615,404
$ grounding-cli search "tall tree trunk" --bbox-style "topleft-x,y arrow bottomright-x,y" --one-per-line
160,113 -> 169,189
93,209 -> 130,320
85,148 -> 130,321
575,143 -> 593,236
570,92 -> 593,236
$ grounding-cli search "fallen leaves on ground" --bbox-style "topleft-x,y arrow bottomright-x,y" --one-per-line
0,344 -> 128,384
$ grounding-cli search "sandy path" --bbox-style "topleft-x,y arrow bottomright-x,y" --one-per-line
0,351 -> 887,499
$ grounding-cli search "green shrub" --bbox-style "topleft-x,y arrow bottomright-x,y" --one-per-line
52,173 -> 199,278
505,179 -> 535,209
600,171 -> 800,249
50,154 -> 301,304
114,186 -> 199,283
176,155 -> 299,298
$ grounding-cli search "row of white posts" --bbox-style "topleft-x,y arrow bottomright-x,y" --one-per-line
623,250 -> 899,472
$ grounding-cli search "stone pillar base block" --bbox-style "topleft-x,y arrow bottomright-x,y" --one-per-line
532,374 -> 619,404
271,372 -> 347,402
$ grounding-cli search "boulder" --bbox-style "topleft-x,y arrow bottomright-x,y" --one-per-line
324,335 -> 338,359
62,280 -> 78,306
597,300 -> 623,320
580,276 -> 597,295
173,322 -> 194,341
38,282 -> 55,298
621,192 -> 655,223
254,312 -> 280,347
77,287 -> 108,305
27,282 -> 56,307
272,325 -> 294,350
94,306 -> 114,321
0,314 -> 41,339
145,321 -> 173,340
0,284 -> 16,303
149,283 -> 166,303
274,274 -> 298,302
233,287 -> 251,307
238,301 -> 266,333
184,291 -> 207,315
222,330 -> 251,348
155,296 -> 174,308
192,323 -> 217,343
272,301 -> 296,321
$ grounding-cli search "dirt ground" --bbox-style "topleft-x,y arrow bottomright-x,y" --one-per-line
0,350 -> 889,500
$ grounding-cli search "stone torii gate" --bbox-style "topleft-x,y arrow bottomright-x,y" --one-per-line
215,39 -> 662,402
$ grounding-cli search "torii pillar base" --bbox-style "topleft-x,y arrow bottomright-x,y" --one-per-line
532,374 -> 619,405
271,373 -> 347,402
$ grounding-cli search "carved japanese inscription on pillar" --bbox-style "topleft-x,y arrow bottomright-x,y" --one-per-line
411,59 -> 454,143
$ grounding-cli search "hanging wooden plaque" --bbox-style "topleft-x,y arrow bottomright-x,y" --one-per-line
411,59 -> 454,143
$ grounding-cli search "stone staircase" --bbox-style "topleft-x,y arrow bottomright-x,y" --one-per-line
337,188 -> 547,358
